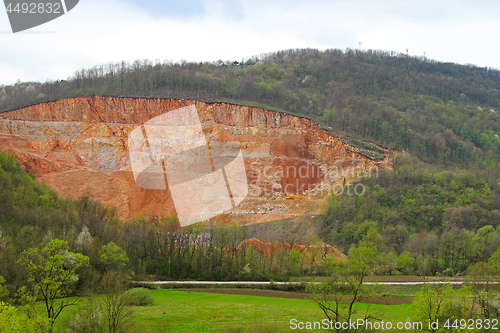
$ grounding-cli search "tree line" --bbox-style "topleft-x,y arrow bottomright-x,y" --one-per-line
0,150 -> 335,300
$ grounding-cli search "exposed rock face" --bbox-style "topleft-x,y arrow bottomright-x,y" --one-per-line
236,238 -> 346,262
0,96 -> 391,223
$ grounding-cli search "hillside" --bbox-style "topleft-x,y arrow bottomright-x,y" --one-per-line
1,48 -> 499,169
0,96 -> 390,223
0,149 -> 345,287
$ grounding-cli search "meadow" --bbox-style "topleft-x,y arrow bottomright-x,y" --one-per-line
52,288 -> 415,333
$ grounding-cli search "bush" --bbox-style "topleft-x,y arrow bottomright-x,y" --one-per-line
124,288 -> 154,306
64,298 -> 105,333
0,301 -> 48,333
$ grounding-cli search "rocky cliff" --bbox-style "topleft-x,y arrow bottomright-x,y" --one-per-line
236,238 -> 346,263
0,96 -> 391,224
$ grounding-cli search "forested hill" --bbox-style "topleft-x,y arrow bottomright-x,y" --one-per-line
1,48 -> 499,168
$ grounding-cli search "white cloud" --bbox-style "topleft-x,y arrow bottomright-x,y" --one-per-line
0,0 -> 499,85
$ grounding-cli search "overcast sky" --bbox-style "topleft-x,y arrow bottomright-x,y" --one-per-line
0,0 -> 498,86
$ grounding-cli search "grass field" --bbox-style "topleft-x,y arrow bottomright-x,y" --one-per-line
53,289 -> 415,332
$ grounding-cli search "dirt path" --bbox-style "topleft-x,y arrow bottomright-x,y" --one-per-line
178,288 -> 413,305
295,195 -> 325,214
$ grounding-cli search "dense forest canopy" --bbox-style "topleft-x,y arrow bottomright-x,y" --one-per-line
1,48 -> 499,168
1,150 -> 500,290
0,150 -> 340,295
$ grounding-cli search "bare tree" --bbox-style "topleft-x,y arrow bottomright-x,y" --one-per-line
100,271 -> 132,333
307,246 -> 378,332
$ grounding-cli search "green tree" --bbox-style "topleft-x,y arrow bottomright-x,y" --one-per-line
396,252 -> 415,275
467,262 -> 500,319
472,226 -> 500,262
99,242 -> 129,273
412,284 -> 474,332
285,249 -> 302,277
411,285 -> 449,332
17,239 -> 89,332
0,301 -> 48,333
0,275 -> 8,302
323,107 -> 336,127
488,248 -> 500,272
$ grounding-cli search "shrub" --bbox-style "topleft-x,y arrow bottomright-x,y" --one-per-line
64,298 -> 105,333
124,288 -> 154,306
0,301 -> 48,333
